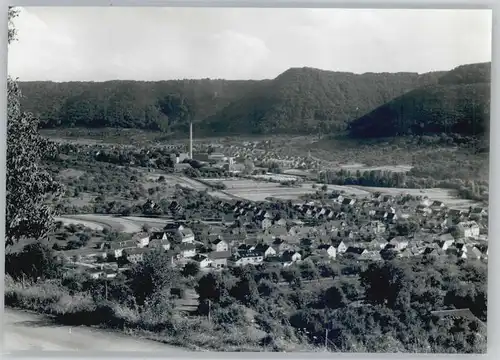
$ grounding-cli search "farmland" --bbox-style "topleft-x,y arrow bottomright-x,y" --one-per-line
201,178 -> 481,209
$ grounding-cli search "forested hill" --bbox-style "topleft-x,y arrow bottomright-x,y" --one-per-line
19,79 -> 266,132
348,62 -> 491,138
19,68 -> 443,135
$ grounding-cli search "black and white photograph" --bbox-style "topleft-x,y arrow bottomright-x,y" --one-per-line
5,6 -> 491,353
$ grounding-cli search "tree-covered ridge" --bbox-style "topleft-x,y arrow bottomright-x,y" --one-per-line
203,67 -> 444,134
19,79 -> 264,131
349,63 -> 491,138
19,68 -> 442,135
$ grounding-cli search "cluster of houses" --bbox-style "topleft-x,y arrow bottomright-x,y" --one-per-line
75,191 -> 488,280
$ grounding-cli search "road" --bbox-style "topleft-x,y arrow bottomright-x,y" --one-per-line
3,308 -> 188,353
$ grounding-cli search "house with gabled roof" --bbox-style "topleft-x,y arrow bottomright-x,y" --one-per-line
105,240 -> 136,258
315,244 -> 336,259
148,237 -> 171,251
192,253 -> 212,268
207,251 -> 231,268
331,239 -> 348,254
178,243 -> 197,258
387,236 -> 409,251
455,221 -> 480,239
132,232 -> 150,248
232,251 -> 264,266
253,243 -> 277,258
345,246 -> 367,258
281,250 -> 302,265
211,238 -> 229,252
124,248 -> 150,264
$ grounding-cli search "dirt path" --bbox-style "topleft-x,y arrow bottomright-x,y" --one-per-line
3,308 -> 188,353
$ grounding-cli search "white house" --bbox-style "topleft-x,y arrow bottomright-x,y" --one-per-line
133,232 -> 150,248
234,252 -> 264,266
316,244 -> 336,259
212,239 -> 229,252
456,221 -> 480,239
179,243 -> 197,258
125,248 -> 150,264
253,244 -> 277,258
192,254 -> 212,268
332,239 -> 348,254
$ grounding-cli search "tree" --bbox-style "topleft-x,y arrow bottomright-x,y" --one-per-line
6,242 -> 62,281
182,261 -> 200,277
128,249 -> 180,304
6,8 -> 63,247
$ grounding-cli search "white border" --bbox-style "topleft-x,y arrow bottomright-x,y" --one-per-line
1,1 -> 497,359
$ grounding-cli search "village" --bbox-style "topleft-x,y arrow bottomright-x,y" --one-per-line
61,187 -> 489,281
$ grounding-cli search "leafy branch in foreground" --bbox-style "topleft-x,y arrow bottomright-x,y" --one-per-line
6,9 -> 63,246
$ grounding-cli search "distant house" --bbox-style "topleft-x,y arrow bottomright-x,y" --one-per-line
164,224 -> 195,244
148,237 -> 171,251
267,225 -> 288,238
387,237 -> 409,251
342,198 -> 356,206
132,232 -> 150,248
192,254 -> 212,269
369,221 -> 386,234
253,243 -> 277,258
359,250 -> 382,261
207,251 -> 231,268
234,251 -> 264,266
455,221 -> 480,239
179,243 -> 197,258
258,218 -> 273,230
367,238 -> 388,250
435,235 -> 455,251
281,250 -> 302,264
105,240 -> 136,258
460,245 -> 482,260
331,239 -> 348,254
124,248 -> 150,264
211,238 -> 229,252
345,246 -> 368,258
271,238 -> 293,254
316,244 -> 336,259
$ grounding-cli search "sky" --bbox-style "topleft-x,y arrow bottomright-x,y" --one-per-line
8,7 -> 492,82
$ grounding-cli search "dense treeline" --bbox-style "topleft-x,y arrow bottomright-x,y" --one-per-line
20,68 -> 443,135
349,63 -> 491,138
203,68 -> 443,134
20,79 -> 263,132
5,243 -> 487,352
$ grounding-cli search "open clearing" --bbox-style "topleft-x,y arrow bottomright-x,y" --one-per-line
214,179 -> 371,202
206,179 -> 480,209
56,214 -> 142,233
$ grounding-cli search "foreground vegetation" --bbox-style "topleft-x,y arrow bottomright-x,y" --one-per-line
5,242 -> 487,353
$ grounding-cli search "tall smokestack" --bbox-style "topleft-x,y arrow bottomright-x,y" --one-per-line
189,122 -> 193,159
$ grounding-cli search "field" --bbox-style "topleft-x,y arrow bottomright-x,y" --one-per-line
336,163 -> 413,173
208,179 -> 371,202
202,178 -> 481,209
56,214 -> 143,233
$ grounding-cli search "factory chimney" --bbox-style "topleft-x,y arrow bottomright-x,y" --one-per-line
189,122 -> 193,159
